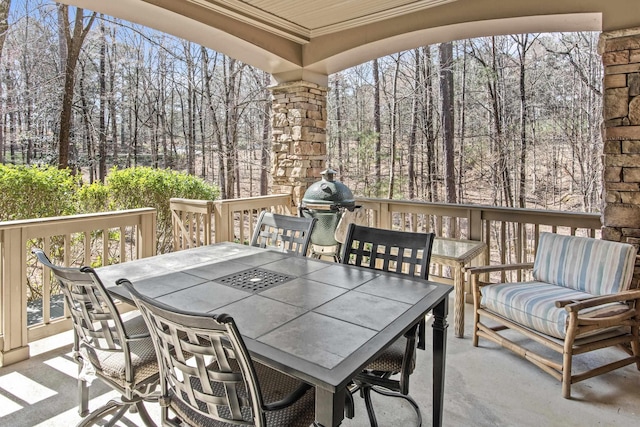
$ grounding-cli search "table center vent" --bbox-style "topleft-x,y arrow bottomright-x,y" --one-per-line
215,268 -> 294,292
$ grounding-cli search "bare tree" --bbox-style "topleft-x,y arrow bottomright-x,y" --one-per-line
421,46 -> 437,202
0,0 -> 11,163
373,58 -> 381,194
440,41 -> 456,205
260,71 -> 270,195
98,17 -> 107,181
57,5 -> 96,169
513,34 -> 540,208
334,73 -> 345,179
408,49 -> 420,199
0,0 -> 10,59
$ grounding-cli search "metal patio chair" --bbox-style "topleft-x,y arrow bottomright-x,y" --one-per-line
33,249 -> 159,427
118,278 -> 317,426
250,211 -> 316,256
340,224 -> 435,427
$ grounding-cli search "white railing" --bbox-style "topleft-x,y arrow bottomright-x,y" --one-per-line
171,194 -> 294,247
172,194 -> 602,280
3,195 -> 601,367
0,208 -> 156,366
355,198 -> 601,271
213,194 -> 294,243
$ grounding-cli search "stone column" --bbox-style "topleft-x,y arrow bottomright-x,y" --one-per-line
269,81 -> 328,207
601,29 -> 640,240
600,29 -> 640,285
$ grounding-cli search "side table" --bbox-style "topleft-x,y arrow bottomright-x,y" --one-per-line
431,238 -> 487,338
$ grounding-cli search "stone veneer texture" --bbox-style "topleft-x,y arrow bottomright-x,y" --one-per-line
269,81 -> 328,206
601,30 -> 640,285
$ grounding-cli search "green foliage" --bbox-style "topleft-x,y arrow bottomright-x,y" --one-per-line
76,181 -> 113,213
1,164 -> 219,254
0,164 -> 80,221
106,167 -> 219,252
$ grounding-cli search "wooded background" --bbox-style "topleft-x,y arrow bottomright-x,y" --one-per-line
0,1 -> 602,212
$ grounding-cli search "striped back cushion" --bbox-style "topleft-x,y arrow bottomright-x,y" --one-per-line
533,233 -> 636,295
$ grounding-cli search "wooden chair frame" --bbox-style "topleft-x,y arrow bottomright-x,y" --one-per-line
470,262 -> 640,398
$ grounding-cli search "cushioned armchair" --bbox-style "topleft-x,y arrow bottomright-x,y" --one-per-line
469,232 -> 640,398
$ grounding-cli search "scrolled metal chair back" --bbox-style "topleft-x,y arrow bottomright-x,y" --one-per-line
123,280 -> 266,426
32,249 -> 129,353
250,211 -> 316,256
340,223 -> 434,279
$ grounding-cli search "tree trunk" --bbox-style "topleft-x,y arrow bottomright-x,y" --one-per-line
184,42 -> 196,175
224,57 -> 240,199
78,62 -> 95,181
439,41 -> 456,205
489,37 -> 513,207
98,18 -> 107,181
458,41 -> 468,202
515,34 -> 533,209
408,49 -> 420,199
260,71 -> 270,195
387,54 -> 402,200
109,27 -> 118,167
57,5 -> 96,169
373,58 -> 381,194
334,74 -> 344,179
0,0 -> 10,61
0,0 -> 9,163
202,49 -> 226,197
422,46 -> 437,202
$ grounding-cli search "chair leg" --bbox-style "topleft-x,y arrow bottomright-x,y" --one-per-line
370,386 -> 422,427
78,378 -> 89,417
562,334 -> 576,399
76,397 -> 157,427
76,399 -> 123,427
135,401 -> 157,427
104,404 -> 131,427
344,386 -> 355,419
361,385 -> 379,427
472,277 -> 481,347
354,377 -> 422,426
631,324 -> 640,370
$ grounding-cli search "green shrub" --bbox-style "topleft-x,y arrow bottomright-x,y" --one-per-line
76,181 -> 113,213
106,167 -> 219,252
0,164 -> 79,221
0,164 -> 219,253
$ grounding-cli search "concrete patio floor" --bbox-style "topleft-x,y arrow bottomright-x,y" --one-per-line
1,295 -> 638,426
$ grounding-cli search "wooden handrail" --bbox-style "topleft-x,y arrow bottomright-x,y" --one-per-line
353,197 -> 600,282
212,194 -> 293,244
0,208 -> 157,366
1,194 -> 602,367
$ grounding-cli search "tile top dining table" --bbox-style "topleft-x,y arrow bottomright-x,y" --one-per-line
100,242 -> 452,427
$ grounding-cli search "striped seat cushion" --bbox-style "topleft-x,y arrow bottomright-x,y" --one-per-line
533,233 -> 636,295
481,281 -> 631,339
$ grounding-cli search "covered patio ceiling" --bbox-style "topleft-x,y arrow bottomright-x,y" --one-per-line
58,0 -> 640,85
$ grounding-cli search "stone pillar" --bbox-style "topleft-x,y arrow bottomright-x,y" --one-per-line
601,29 -> 640,241
600,29 -> 640,285
269,81 -> 328,207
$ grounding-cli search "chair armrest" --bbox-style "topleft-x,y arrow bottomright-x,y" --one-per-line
467,263 -> 534,275
263,382 -> 313,411
562,289 -> 640,313
126,333 -> 151,341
